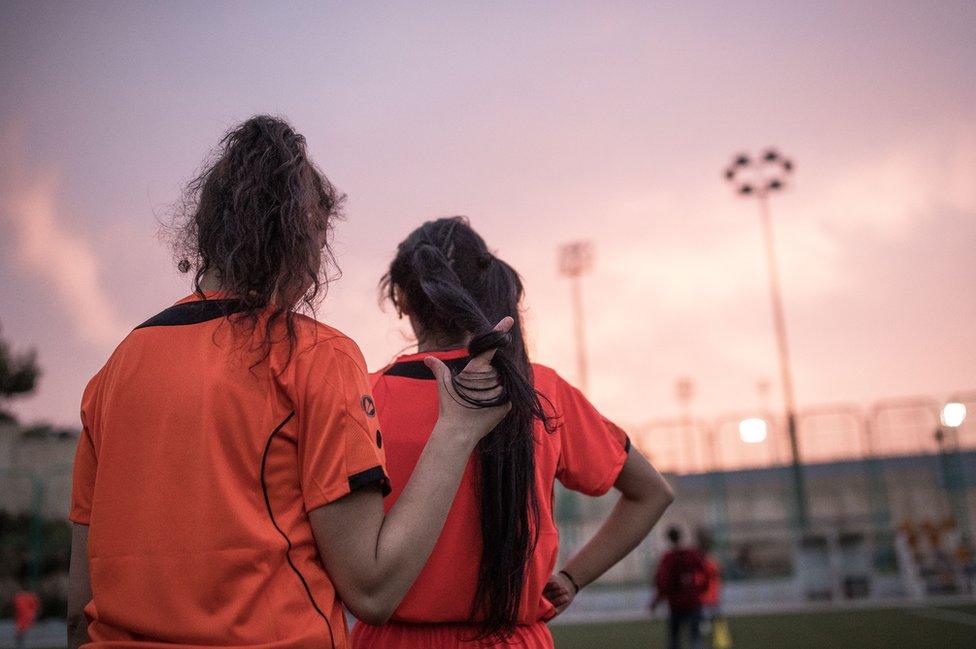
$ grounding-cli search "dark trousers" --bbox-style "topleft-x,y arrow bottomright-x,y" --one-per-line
668,607 -> 703,649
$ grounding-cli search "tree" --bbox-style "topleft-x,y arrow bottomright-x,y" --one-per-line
0,323 -> 41,423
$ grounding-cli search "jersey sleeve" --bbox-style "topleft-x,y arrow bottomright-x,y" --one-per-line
70,372 -> 102,525
296,335 -> 389,512
552,373 -> 631,496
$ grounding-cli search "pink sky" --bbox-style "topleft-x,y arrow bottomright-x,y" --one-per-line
1,2 -> 974,444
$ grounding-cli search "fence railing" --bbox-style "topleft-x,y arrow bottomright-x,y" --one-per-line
628,391 -> 976,475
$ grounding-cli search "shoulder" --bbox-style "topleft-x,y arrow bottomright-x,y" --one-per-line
81,331 -> 136,405
530,363 -> 589,407
684,549 -> 707,564
657,551 -> 677,569
529,362 -> 569,391
293,315 -> 365,360
80,366 -> 106,416
289,315 -> 369,384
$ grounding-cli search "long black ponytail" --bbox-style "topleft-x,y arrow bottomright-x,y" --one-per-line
382,217 -> 551,640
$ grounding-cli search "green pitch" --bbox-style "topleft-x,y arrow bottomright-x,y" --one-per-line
550,604 -> 976,649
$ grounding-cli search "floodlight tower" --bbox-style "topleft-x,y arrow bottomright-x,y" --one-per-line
558,241 -> 594,394
937,400 -> 972,544
724,149 -> 808,529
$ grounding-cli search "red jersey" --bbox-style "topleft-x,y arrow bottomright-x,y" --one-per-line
353,349 -> 630,646
654,548 -> 708,613
70,293 -> 388,648
14,591 -> 40,633
701,555 -> 721,607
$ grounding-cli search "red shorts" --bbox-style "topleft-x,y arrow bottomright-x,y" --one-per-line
351,620 -> 554,649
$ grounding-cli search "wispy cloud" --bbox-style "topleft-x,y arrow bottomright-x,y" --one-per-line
0,127 -> 128,348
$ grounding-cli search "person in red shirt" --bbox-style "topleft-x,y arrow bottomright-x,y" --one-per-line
13,589 -> 40,649
651,526 -> 708,649
351,217 -> 675,648
66,117 -> 512,649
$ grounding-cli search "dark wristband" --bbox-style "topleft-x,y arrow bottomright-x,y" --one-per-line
559,570 -> 581,594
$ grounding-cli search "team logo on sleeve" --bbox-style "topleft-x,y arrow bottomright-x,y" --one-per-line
361,395 -> 376,417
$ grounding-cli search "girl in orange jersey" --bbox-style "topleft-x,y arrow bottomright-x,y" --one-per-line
352,217 -> 675,648
67,118 -> 513,649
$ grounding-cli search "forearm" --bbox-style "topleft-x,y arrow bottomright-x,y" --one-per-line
562,485 -> 672,589
368,423 -> 476,608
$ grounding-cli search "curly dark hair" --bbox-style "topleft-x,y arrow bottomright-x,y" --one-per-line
170,115 -> 343,365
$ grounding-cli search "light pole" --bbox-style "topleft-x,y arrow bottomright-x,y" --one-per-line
724,149 -> 808,529
558,241 -> 594,394
555,241 -> 594,548
675,377 -> 698,471
937,400 -> 971,544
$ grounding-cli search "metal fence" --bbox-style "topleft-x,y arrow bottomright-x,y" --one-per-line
551,390 -> 976,610
628,391 -> 976,475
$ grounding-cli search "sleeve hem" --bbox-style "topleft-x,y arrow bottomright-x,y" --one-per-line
588,441 -> 630,497
348,465 -> 392,496
304,466 -> 392,511
68,510 -> 91,525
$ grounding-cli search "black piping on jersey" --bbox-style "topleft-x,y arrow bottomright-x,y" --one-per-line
134,299 -> 250,330
259,411 -> 335,649
382,356 -> 471,380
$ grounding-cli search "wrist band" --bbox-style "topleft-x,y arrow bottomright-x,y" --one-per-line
559,570 -> 581,594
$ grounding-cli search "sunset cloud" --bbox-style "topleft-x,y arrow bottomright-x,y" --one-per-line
1,2 -> 973,435
0,129 -> 128,348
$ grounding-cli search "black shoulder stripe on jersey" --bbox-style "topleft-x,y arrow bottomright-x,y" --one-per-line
382,356 -> 470,380
135,299 -> 250,330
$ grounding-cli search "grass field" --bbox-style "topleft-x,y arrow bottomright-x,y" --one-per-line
4,603 -> 974,648
550,604 -> 976,649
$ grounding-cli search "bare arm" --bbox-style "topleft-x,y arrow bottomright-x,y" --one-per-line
544,449 -> 674,614
67,523 -> 91,649
310,419 -> 477,623
309,318 -> 513,624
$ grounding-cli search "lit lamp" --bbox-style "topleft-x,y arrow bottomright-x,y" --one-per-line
937,400 -> 971,544
739,417 -> 768,444
941,402 -> 967,429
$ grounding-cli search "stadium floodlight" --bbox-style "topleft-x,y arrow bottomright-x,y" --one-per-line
724,148 -> 808,528
738,417 -> 768,444
941,402 -> 967,428
558,241 -> 594,394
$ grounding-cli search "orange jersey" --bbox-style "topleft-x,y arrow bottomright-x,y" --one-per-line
702,555 -> 722,607
70,294 -> 388,648
352,349 -> 630,647
13,591 -> 40,632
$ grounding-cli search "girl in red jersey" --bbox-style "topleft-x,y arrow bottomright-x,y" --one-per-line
352,217 -> 675,648
67,118 -> 513,649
